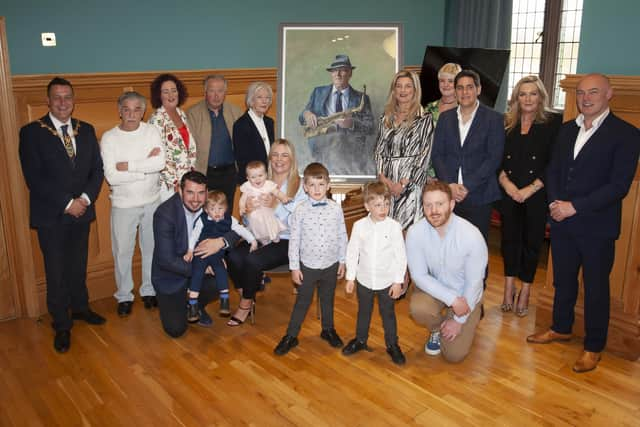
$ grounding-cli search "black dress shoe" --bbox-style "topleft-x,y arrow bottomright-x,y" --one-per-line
320,328 -> 344,348
142,296 -> 158,310
54,330 -> 71,353
342,338 -> 370,356
386,344 -> 406,365
274,335 -> 299,356
71,309 -> 106,325
117,301 -> 133,317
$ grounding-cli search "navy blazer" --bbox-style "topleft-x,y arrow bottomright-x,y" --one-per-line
298,84 -> 374,135
19,114 -> 103,227
546,112 -> 640,239
432,104 -> 505,206
151,193 -> 239,294
233,111 -> 274,184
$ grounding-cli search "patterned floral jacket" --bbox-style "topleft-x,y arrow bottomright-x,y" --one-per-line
148,106 -> 197,191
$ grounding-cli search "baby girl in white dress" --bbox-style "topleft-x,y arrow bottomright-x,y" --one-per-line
239,161 -> 292,245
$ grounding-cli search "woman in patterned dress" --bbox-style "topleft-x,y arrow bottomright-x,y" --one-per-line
148,74 -> 197,201
374,70 -> 435,231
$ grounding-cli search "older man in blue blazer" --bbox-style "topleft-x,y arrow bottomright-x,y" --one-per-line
152,171 -> 239,337
527,74 -> 640,373
432,69 -> 505,245
299,54 -> 374,174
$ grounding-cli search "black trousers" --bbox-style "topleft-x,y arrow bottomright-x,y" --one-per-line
286,263 -> 338,337
156,276 -> 218,338
500,192 -> 547,283
454,201 -> 492,288
37,222 -> 90,332
207,165 -> 237,213
550,234 -> 614,352
226,239 -> 289,299
355,282 -> 398,347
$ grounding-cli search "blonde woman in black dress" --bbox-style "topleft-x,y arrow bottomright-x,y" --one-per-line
375,70 -> 435,231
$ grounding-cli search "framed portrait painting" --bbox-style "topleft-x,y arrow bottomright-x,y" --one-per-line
278,23 -> 402,179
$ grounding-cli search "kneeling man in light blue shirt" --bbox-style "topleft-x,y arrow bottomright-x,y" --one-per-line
406,181 -> 488,363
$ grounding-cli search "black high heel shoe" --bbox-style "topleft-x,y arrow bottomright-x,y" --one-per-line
226,300 -> 255,326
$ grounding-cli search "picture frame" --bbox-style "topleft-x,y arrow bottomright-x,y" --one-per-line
278,23 -> 402,180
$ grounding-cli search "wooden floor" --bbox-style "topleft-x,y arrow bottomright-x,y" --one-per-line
1,243 -> 639,426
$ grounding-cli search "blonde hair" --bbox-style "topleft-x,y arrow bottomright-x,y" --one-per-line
245,81 -> 273,109
438,63 -> 462,79
363,181 -> 391,203
205,190 -> 227,209
268,138 -> 300,199
382,70 -> 423,128
505,75 -> 553,133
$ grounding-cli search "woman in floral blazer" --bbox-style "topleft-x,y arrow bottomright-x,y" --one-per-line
148,73 -> 197,201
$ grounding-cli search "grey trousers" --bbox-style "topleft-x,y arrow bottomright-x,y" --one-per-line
355,281 -> 398,347
286,262 -> 338,337
111,199 -> 160,302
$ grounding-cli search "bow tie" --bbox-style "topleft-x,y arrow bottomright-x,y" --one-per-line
311,201 -> 327,207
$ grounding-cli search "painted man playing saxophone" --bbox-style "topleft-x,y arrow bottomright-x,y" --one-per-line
299,55 -> 374,174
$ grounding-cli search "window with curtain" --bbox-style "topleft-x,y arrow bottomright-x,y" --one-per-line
508,0 -> 583,109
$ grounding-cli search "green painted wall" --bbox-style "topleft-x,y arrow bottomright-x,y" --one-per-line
577,0 -> 640,75
3,0 -> 445,75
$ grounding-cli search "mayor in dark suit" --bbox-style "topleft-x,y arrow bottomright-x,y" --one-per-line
19,77 -> 105,353
233,81 -> 275,184
432,69 -> 505,245
527,73 -> 640,373
299,54 -> 374,174
152,171 -> 239,337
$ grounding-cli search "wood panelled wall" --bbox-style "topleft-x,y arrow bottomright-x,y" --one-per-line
536,75 -> 640,361
9,69 -> 278,318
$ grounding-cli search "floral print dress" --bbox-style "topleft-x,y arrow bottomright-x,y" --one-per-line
148,106 -> 196,198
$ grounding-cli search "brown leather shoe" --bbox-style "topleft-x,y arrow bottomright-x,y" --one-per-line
526,329 -> 572,344
573,351 -> 601,373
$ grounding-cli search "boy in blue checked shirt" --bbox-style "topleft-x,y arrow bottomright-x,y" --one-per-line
274,163 -> 347,356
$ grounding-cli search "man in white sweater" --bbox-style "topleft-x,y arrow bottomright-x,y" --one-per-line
101,92 -> 165,316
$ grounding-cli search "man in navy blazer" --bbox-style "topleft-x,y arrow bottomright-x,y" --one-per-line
432,69 -> 505,245
299,54 -> 374,174
527,74 -> 640,373
19,77 -> 105,353
152,171 -> 239,337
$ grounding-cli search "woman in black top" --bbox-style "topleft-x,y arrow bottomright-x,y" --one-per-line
499,76 -> 562,317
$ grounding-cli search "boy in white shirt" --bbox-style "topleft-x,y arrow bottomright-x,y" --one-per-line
343,181 -> 407,365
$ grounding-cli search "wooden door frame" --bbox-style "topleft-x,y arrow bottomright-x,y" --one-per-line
0,16 -> 39,318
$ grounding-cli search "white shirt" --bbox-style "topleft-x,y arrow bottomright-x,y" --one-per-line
100,122 -> 165,208
345,215 -> 407,290
49,112 -> 77,152
327,86 -> 350,115
456,101 -> 480,184
288,199 -> 347,270
574,108 -> 610,159
248,108 -> 270,157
